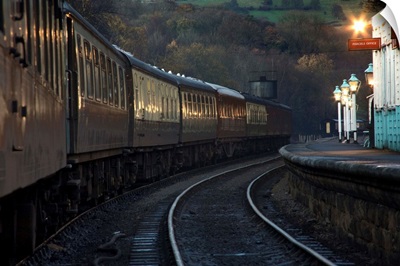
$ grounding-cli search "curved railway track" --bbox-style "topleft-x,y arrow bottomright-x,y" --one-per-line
19,154 -> 356,265
17,155 -> 276,265
169,161 -> 355,265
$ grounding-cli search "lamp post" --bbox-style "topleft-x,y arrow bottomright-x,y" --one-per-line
348,74 -> 361,143
333,86 -> 342,142
365,63 -> 374,88
365,63 -> 374,148
340,79 -> 351,143
341,94 -> 347,141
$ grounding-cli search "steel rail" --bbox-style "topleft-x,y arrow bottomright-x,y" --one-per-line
246,166 -> 337,266
168,156 -> 281,266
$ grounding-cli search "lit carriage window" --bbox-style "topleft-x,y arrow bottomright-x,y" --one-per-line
192,94 -> 197,117
107,58 -> 113,105
210,97 -> 214,118
13,0 -> 24,19
151,80 -> 156,114
168,86 -> 172,120
182,93 -> 187,118
169,96 -> 173,120
205,97 -> 209,118
54,18 -> 60,97
145,78 -> 149,113
134,74 -> 139,113
0,1 -> 3,33
48,3 -> 54,90
174,91 -> 178,120
26,0 -> 32,65
100,53 -> 107,103
113,62 -> 119,107
161,84 -> 165,119
135,85 -> 139,117
164,85 -> 168,119
187,93 -> 192,117
161,94 -> 165,119
201,95 -> 205,118
35,0 -> 41,73
119,66 -> 125,109
93,47 -> 100,101
84,41 -> 93,99
197,95 -> 202,117
77,35 -> 85,97
43,0 -> 49,82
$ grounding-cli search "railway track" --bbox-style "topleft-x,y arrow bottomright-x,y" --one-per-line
19,154 -> 356,265
17,154 -> 276,265
169,160 -> 355,265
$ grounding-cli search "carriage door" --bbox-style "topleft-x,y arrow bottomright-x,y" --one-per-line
9,0 -> 31,151
66,17 -> 79,154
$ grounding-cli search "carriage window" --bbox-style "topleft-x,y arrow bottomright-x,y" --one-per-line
107,58 -> 113,105
35,0 -> 41,73
43,0 -> 49,82
169,97 -> 173,120
182,93 -> 187,118
151,80 -> 156,114
119,66 -> 125,109
93,47 -> 100,101
77,35 -> 85,97
48,3 -> 54,90
54,23 -> 61,97
188,93 -> 192,117
100,53 -> 107,103
84,41 -> 93,99
0,1 -> 3,33
113,62 -> 119,107
26,0 -> 32,65
135,87 -> 139,117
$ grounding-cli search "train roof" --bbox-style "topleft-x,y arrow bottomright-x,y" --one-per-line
206,83 -> 245,100
118,50 -> 215,93
119,50 -> 178,84
173,75 -> 216,93
241,92 -> 292,111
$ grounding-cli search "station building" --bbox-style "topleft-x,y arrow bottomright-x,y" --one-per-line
370,11 -> 400,151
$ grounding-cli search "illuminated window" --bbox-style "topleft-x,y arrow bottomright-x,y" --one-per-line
93,47 -> 100,101
84,41 -> 93,99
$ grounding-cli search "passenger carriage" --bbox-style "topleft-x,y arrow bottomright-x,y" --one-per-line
123,53 -> 181,180
64,3 -> 134,205
176,76 -> 218,166
0,0 -> 66,258
207,83 -> 247,158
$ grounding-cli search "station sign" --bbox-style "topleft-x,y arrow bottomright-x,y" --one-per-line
348,38 -> 381,51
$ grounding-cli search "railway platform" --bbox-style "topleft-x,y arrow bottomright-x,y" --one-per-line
279,137 -> 400,265
280,137 -> 400,179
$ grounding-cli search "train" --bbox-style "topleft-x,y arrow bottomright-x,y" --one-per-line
0,0 -> 292,262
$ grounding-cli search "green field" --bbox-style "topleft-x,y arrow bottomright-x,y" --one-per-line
177,0 -> 373,24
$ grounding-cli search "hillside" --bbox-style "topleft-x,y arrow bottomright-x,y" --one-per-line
177,0 -> 382,25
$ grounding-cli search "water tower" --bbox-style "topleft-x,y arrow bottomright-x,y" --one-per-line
248,71 -> 277,99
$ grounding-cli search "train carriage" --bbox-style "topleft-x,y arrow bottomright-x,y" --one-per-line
123,55 -> 180,148
176,76 -> 218,166
207,83 -> 247,158
1,0 -> 66,258
64,3 -> 129,158
63,3 -> 135,205
264,100 -> 292,148
122,53 -> 181,180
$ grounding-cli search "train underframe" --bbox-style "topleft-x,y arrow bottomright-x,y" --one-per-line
0,135 -> 289,263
